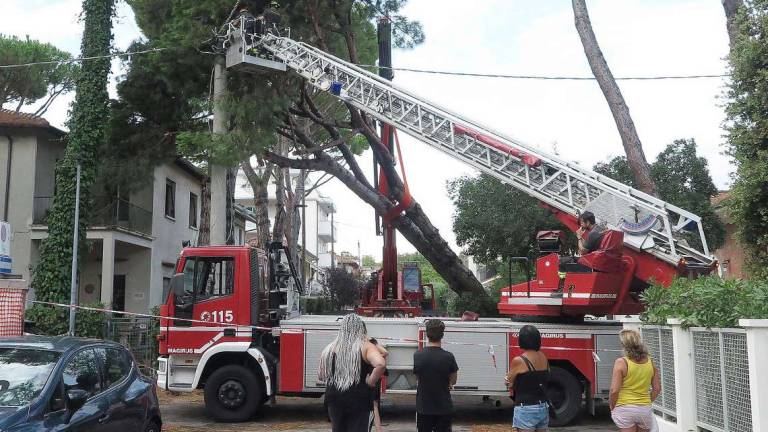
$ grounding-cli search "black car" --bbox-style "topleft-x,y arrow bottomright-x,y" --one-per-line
0,336 -> 161,432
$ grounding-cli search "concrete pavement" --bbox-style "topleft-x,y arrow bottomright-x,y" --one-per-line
160,391 -> 616,431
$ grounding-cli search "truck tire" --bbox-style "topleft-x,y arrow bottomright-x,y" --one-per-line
204,365 -> 264,422
546,367 -> 582,427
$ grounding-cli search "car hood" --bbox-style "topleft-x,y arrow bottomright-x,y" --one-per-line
0,406 -> 27,428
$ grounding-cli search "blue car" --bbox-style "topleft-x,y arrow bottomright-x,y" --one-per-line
0,336 -> 161,431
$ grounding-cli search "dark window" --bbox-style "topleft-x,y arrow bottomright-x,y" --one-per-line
189,192 -> 198,228
182,256 -> 235,301
95,348 -> 132,389
62,349 -> 102,398
165,179 -> 176,219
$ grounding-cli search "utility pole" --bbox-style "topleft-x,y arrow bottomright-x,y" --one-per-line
377,17 -> 397,300
68,160 -> 81,336
210,56 -> 229,245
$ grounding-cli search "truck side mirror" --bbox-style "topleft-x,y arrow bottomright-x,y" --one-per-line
65,389 -> 88,423
165,273 -> 185,302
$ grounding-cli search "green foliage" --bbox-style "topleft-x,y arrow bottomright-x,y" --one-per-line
301,296 -> 334,314
397,252 -> 449,311
441,262 -> 529,318
447,174 -> 573,264
322,267 -> 363,310
361,255 -> 379,267
32,0 -> 115,328
640,277 -> 768,328
26,303 -> 107,338
0,34 -> 76,111
594,139 -> 725,250
725,1 -> 768,278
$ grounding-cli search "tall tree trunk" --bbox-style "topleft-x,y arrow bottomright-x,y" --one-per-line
572,0 -> 659,197
225,167 -> 236,244
289,170 -> 307,281
272,138 -> 287,243
197,179 -> 211,245
722,0 -> 744,49
241,160 -> 272,249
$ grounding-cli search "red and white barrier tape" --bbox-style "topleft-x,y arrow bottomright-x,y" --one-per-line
26,300 -> 622,361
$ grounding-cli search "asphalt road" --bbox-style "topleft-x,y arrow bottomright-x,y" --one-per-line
160,391 -> 616,432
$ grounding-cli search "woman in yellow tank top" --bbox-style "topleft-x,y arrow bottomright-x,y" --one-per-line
609,330 -> 661,432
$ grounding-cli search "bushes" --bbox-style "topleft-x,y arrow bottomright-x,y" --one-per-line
640,277 -> 768,328
301,296 -> 335,314
26,302 -> 107,337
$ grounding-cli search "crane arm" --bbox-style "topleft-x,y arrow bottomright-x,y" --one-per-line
224,19 -> 715,270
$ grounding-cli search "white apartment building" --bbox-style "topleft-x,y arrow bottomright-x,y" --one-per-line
0,110 -> 251,313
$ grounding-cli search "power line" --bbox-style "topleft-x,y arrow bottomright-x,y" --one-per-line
0,47 -> 170,69
0,38 -> 728,82
357,64 -> 729,81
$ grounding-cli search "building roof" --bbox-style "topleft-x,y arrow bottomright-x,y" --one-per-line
0,109 -> 66,136
174,158 -> 207,182
234,203 -> 258,223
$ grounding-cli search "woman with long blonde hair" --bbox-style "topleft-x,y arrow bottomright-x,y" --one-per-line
318,314 -> 386,432
609,329 -> 661,432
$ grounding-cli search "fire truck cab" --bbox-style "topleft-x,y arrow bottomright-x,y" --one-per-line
157,244 -> 298,421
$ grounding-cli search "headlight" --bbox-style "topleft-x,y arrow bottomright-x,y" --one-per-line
157,358 -> 167,373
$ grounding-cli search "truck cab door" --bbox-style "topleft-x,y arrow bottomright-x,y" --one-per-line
167,255 -> 239,356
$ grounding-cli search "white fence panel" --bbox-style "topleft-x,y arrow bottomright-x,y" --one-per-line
642,326 -> 677,422
692,328 -> 752,432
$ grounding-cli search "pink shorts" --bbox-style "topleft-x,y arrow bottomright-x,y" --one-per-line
611,405 -> 657,430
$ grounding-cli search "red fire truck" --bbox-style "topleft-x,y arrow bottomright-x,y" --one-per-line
156,17 -> 716,425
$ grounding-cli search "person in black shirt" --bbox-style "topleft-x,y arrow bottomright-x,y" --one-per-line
559,211 -> 606,271
505,325 -> 550,431
576,211 -> 605,255
413,319 -> 459,432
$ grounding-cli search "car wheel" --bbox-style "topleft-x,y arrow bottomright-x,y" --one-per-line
204,364 -> 264,422
144,420 -> 161,432
546,366 -> 582,427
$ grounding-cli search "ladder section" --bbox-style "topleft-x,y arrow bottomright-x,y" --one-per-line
224,21 -> 714,269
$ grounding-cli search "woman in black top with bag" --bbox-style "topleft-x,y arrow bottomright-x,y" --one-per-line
505,325 -> 551,432
318,314 -> 387,432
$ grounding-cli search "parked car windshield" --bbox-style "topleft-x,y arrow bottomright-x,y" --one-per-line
0,348 -> 60,407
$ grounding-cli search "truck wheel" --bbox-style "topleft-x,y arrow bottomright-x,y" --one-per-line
546,367 -> 582,427
204,365 -> 264,422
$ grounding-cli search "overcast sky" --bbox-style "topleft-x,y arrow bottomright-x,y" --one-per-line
1,0 -> 733,261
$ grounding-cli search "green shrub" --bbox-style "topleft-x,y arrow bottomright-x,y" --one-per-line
640,277 -> 768,328
26,302 -> 107,337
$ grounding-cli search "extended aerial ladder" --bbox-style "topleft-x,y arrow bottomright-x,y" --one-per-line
224,18 -> 716,316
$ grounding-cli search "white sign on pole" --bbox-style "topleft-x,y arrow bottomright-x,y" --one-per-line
0,221 -> 11,274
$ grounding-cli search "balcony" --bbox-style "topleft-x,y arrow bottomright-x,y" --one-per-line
33,196 -> 152,236
318,220 -> 335,241
318,252 -> 333,268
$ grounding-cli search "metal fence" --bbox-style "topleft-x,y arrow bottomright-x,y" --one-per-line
642,326 -> 677,421
692,328 -> 752,432
104,316 -> 159,378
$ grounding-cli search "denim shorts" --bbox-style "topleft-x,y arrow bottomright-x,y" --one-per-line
512,402 -> 549,429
